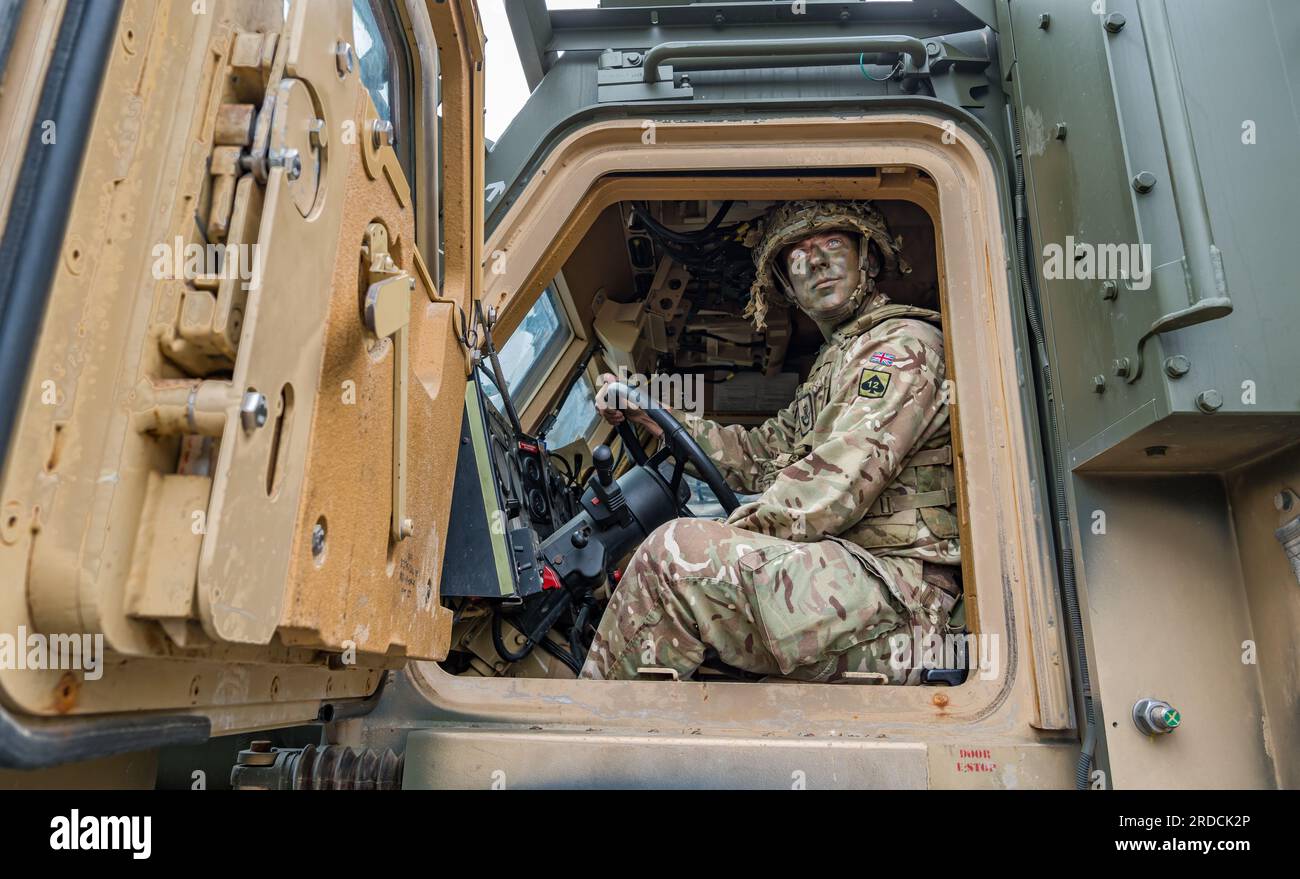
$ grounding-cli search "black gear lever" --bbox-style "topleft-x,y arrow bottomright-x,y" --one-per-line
593,444 -> 615,487
587,444 -> 631,528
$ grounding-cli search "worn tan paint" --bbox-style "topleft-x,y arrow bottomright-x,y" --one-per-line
1070,474 -> 1279,788
0,0 -> 481,733
411,115 -> 1076,774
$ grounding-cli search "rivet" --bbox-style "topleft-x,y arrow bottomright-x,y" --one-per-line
1113,357 -> 1131,378
1052,122 -> 1068,141
1103,13 -> 1127,33
1092,375 -> 1106,394
1132,171 -> 1157,193
1038,13 -> 1050,29
1101,280 -> 1118,301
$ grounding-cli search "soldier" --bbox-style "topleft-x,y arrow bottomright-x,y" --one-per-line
580,200 -> 961,683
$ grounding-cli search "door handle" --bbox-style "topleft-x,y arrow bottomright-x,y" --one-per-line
361,223 -> 415,542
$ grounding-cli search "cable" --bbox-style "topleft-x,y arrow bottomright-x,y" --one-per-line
569,602 -> 594,666
1010,105 -> 1096,791
631,200 -> 734,246
547,451 -> 575,484
859,54 -> 901,82
538,635 -> 582,676
490,612 -> 532,663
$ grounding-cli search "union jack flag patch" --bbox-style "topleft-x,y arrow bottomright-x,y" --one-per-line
869,351 -> 896,367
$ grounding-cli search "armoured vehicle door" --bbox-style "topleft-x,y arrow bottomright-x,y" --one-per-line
0,0 -> 483,768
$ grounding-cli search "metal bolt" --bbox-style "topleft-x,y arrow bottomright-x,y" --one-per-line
371,119 -> 394,151
335,41 -> 354,77
401,518 -> 414,539
250,740 -> 272,753
926,42 -> 940,57
270,148 -> 301,180
1092,375 -> 1106,394
1103,12 -> 1127,34
1101,280 -> 1118,301
1195,389 -> 1223,412
1132,697 -> 1179,735
311,521 -> 326,559
1038,13 -> 1050,29
1163,354 -> 1191,378
1132,171 -> 1157,193
626,52 -> 642,66
1113,357 -> 1131,378
240,391 -> 268,431
713,12 -> 724,25
680,73 -> 691,87
309,117 -> 327,149
1052,122 -> 1067,141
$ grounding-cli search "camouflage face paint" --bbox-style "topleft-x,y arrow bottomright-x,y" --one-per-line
783,230 -> 860,324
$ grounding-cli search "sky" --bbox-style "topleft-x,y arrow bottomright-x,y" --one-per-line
481,0 -> 599,141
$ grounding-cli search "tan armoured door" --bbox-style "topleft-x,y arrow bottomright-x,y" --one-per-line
0,0 -> 483,768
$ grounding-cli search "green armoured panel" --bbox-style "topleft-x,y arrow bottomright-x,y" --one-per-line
1005,0 -> 1300,470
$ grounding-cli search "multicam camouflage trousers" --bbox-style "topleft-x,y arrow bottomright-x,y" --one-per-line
578,518 -> 957,682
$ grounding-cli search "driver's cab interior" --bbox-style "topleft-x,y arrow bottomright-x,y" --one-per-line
440,191 -> 968,684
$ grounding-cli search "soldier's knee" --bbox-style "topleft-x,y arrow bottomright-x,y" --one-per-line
625,519 -> 684,581
628,517 -> 733,587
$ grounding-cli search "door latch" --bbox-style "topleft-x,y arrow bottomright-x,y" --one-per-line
361,223 -> 415,542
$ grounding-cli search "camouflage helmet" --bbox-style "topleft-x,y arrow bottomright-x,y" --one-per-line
744,199 -> 910,330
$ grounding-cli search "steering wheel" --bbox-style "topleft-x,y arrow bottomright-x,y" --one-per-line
602,381 -> 740,516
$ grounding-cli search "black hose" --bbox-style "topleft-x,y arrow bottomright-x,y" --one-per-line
632,200 -> 734,245
491,612 -> 532,663
1009,106 -> 1096,790
540,635 -> 582,676
547,451 -> 575,483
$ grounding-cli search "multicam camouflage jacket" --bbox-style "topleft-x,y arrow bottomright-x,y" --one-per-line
682,290 -> 961,567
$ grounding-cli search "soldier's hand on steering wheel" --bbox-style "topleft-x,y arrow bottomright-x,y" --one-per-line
595,372 -> 663,438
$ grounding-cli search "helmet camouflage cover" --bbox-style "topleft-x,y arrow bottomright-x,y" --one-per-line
744,199 -> 910,330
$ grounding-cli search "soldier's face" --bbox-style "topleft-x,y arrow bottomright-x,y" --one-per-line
783,230 -> 860,318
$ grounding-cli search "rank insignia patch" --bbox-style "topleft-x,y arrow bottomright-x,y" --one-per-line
859,368 -> 891,399
796,394 -> 813,432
